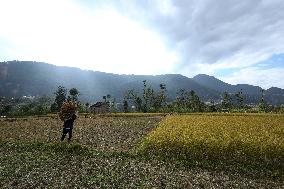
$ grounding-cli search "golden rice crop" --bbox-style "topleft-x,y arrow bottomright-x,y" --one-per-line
99,112 -> 167,117
138,114 -> 284,165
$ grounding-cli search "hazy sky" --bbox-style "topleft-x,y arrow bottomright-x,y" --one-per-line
0,0 -> 284,89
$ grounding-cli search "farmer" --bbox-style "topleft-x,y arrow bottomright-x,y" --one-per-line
61,113 -> 77,142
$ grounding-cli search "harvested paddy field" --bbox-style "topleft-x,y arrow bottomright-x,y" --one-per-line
0,115 -> 162,152
0,114 -> 283,188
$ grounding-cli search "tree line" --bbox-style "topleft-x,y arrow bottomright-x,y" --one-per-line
1,81 -> 284,117
123,80 -> 281,113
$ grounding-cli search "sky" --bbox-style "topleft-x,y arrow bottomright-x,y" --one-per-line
0,0 -> 284,89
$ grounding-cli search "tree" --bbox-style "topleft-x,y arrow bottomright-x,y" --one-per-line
0,104 -> 12,115
209,100 -> 217,112
123,100 -> 129,113
136,97 -> 143,112
175,89 -> 186,111
68,88 -> 79,103
156,83 -> 167,111
125,90 -> 142,112
221,92 -> 232,111
54,86 -> 67,111
258,89 -> 266,112
106,94 -> 111,102
142,80 -> 150,112
125,81 -> 168,112
172,89 -> 187,112
103,96 -> 107,102
110,97 -> 117,113
85,102 -> 90,112
50,103 -> 58,112
235,89 -> 244,110
185,90 -> 202,112
141,80 -> 167,112
192,91 -> 202,112
34,104 -> 46,115
174,89 -> 202,112
0,97 -> 12,115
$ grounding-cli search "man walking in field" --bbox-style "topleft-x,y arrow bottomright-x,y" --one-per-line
61,113 -> 77,142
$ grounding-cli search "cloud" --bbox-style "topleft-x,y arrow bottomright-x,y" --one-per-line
0,0 -> 178,75
125,0 -> 284,68
219,67 -> 284,89
112,0 -> 284,87
1,0 -> 284,88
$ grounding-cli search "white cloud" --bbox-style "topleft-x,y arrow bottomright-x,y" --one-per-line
220,67 -> 284,89
116,0 -> 284,87
130,0 -> 284,66
0,0 -> 177,75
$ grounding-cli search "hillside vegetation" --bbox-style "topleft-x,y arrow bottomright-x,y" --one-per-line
1,61 -> 284,104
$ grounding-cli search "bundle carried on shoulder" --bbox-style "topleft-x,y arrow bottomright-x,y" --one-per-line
59,101 -> 77,121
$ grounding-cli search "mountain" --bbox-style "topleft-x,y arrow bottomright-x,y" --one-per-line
192,74 -> 262,94
265,87 -> 284,105
0,61 -> 219,103
0,61 -> 284,105
193,74 -> 284,104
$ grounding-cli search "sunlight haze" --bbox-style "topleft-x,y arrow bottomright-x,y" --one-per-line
0,0 -> 177,75
1,0 -> 284,88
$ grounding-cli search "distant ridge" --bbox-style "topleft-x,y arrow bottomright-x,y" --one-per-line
1,61 -> 284,105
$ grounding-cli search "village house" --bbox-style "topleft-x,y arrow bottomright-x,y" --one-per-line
90,102 -> 110,114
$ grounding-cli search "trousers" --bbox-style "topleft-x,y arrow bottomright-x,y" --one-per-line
61,127 -> 73,142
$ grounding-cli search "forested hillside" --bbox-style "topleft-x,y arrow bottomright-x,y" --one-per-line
1,61 -> 284,105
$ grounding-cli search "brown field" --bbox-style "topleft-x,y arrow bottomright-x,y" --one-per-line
0,115 -> 162,152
